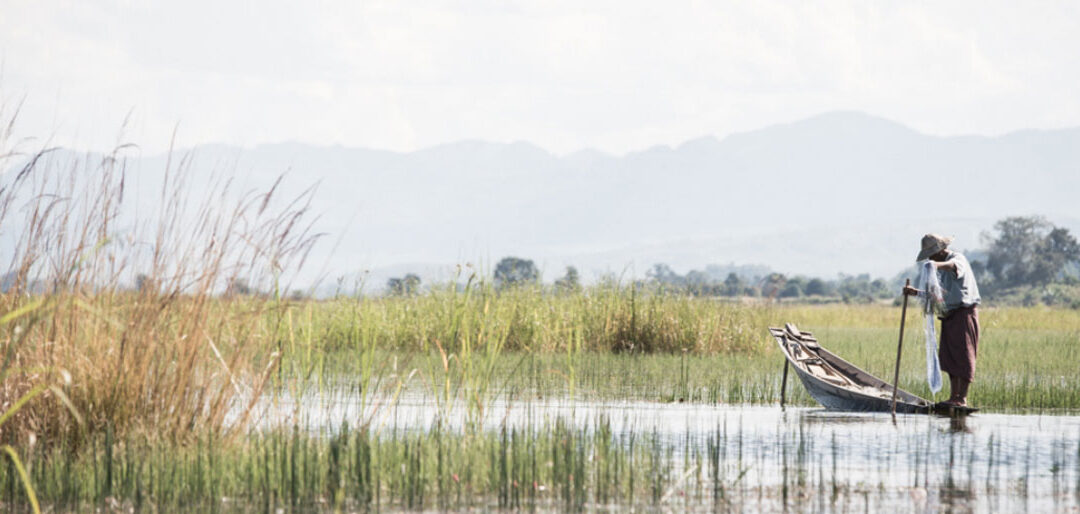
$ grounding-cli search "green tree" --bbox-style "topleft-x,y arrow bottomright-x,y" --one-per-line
780,280 -> 803,298
760,273 -> 786,299
723,272 -> 742,296
837,273 -> 875,303
984,216 -> 1080,287
494,257 -> 539,288
804,277 -> 829,296
226,277 -> 253,296
554,266 -> 581,293
684,269 -> 714,296
1035,227 -> 1080,283
646,263 -> 683,287
387,273 -> 421,296
135,273 -> 157,293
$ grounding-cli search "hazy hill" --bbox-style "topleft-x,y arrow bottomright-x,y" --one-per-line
4,111 -> 1078,290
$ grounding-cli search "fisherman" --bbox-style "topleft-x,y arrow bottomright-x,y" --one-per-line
903,234 -> 981,407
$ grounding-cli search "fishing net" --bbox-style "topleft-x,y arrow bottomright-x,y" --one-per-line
915,260 -> 944,395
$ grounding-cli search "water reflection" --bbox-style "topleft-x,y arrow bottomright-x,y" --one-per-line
947,414 -> 970,433
249,391 -> 1080,512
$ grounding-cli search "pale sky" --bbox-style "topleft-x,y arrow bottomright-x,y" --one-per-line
3,1 -> 1079,155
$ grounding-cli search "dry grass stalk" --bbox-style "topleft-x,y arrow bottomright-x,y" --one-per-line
0,103 -> 320,447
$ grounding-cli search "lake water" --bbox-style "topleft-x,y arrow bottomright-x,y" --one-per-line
252,392 -> 1080,512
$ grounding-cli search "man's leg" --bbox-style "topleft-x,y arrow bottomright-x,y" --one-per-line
940,307 -> 978,407
953,378 -> 970,406
945,374 -> 969,407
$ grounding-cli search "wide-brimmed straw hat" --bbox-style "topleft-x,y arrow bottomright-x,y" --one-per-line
916,233 -> 954,261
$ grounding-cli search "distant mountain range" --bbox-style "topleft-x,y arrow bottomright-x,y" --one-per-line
4,111 -> 1079,291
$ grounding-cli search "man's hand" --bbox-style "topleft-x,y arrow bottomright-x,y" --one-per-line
902,285 -> 920,296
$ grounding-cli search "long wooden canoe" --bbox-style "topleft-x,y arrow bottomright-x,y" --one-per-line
769,324 -> 934,414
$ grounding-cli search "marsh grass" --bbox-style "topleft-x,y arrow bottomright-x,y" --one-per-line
306,282 -> 771,354
0,104 -> 320,448
282,299 -> 1080,410
9,408 -> 1080,512
14,417 -> 685,512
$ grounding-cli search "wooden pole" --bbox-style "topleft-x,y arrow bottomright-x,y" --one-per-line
780,358 -> 789,408
891,278 -> 911,415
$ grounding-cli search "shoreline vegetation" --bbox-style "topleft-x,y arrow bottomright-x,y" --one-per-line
3,124 -> 1080,511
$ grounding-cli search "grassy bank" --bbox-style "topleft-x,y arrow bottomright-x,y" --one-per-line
283,296 -> 1080,410
7,282 -> 1080,450
7,280 -> 1079,510
299,283 -> 773,355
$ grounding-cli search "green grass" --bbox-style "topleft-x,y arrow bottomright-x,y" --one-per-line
282,299 -> 1080,411
9,407 -> 1080,512
4,298 -> 1080,511
294,283 -> 774,356
14,418 -> 687,512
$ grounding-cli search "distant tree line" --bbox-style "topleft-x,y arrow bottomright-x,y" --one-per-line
379,216 -> 1080,306
645,263 -> 891,302
380,257 -> 899,302
493,257 -> 581,293
383,258 -> 581,295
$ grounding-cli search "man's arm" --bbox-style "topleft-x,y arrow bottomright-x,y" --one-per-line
903,260 -> 959,296
935,260 -> 957,273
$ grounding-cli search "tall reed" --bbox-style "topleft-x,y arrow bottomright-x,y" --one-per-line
301,282 -> 771,356
0,104 -> 320,447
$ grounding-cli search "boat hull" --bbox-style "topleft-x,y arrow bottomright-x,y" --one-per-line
771,325 -> 933,414
791,362 -> 927,413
